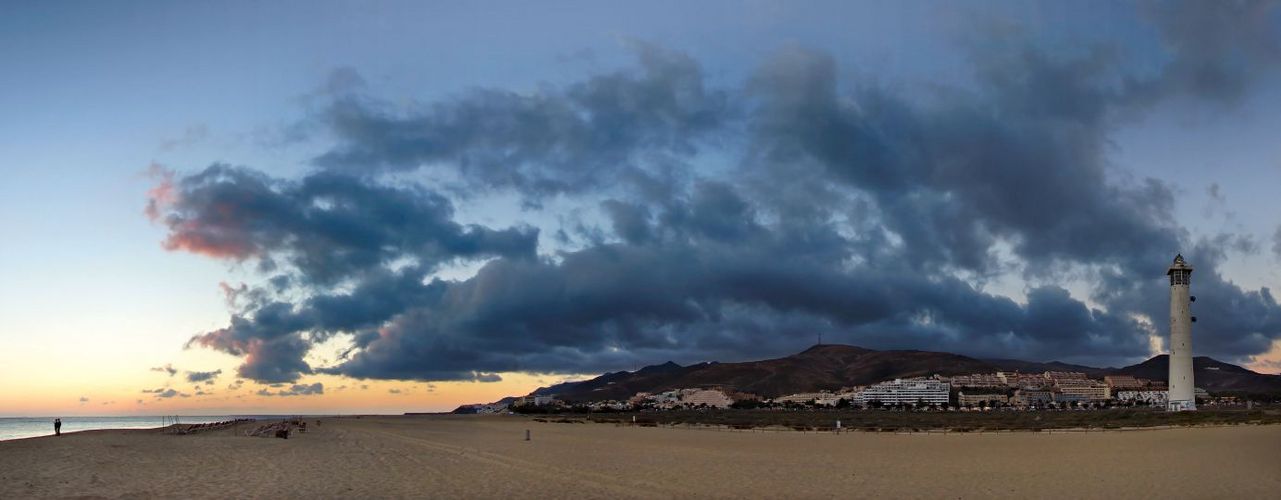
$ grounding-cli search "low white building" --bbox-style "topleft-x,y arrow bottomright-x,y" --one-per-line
1054,379 -> 1110,401
855,378 -> 949,406
773,392 -> 835,405
1012,389 -> 1054,407
635,389 -> 735,409
772,389 -> 862,406
587,400 -> 631,411
679,389 -> 734,408
958,392 -> 1009,406
649,390 -> 684,409
512,395 -> 558,407
1116,390 -> 1168,405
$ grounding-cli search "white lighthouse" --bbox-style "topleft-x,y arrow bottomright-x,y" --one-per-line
1167,254 -> 1196,411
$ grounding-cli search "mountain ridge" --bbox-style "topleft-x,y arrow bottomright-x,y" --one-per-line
503,344 -> 1281,405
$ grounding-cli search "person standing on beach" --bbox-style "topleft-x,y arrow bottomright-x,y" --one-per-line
54,418 -> 61,436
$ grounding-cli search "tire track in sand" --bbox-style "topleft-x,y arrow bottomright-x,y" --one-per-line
352,426 -> 690,498
339,422 -> 457,491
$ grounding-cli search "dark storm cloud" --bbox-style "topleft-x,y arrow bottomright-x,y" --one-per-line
153,162 -> 533,377
188,328 -> 313,383
1101,237 -> 1281,358
745,46 -> 1181,275
186,266 -> 447,382
150,164 -> 537,285
330,181 -> 1150,378
739,41 -> 1281,363
1272,226 -> 1281,260
311,43 -> 730,200
1141,0 -> 1281,101
599,200 -> 654,245
1228,234 -> 1259,255
328,241 -> 1155,378
320,66 -> 366,96
163,6 -> 1281,382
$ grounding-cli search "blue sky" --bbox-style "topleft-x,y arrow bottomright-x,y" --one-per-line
2,1 -> 1280,414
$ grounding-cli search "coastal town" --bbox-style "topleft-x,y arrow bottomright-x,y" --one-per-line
466,370 -> 1229,414
460,255 -> 1262,416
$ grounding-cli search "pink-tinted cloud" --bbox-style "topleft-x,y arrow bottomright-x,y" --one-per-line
160,216 -> 260,259
218,281 -> 249,308
148,164 -> 260,260
144,163 -> 177,222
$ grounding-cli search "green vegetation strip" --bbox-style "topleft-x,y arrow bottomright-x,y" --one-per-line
536,408 -> 1281,432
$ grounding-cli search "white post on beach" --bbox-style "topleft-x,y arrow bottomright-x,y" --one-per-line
525,429 -> 530,441
632,415 -> 636,424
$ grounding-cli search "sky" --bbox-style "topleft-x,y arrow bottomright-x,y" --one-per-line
2,0 -> 1281,416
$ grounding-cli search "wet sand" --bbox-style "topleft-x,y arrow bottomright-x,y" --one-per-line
1,415 -> 1278,498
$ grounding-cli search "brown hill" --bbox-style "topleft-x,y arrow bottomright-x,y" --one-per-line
984,359 -> 1112,378
1114,355 -> 1281,395
519,345 -> 1281,404
533,344 -> 997,401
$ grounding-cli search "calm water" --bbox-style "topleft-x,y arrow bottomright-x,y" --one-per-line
0,416 -> 248,441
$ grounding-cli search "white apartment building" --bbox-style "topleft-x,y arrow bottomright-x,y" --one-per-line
855,378 -> 949,406
1054,379 -> 1110,401
1012,389 -> 1054,407
1103,375 -> 1146,390
948,373 -> 1006,388
997,372 -> 1050,389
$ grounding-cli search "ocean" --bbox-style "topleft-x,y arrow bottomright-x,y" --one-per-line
0,416 -> 253,441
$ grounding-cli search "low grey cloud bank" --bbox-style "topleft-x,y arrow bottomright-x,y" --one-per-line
155,389 -> 187,399
185,369 -> 222,383
256,383 -> 324,397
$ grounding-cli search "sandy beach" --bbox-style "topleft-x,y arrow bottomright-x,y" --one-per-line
2,415 -> 1278,499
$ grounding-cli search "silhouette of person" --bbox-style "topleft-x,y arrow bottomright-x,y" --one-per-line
54,418 -> 61,436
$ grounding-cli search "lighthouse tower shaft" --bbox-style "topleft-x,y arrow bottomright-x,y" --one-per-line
1167,255 -> 1196,411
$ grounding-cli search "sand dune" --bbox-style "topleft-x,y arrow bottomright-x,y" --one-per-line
2,415 -> 1278,498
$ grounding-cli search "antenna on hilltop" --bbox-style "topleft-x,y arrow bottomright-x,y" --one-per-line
817,332 -> 822,346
